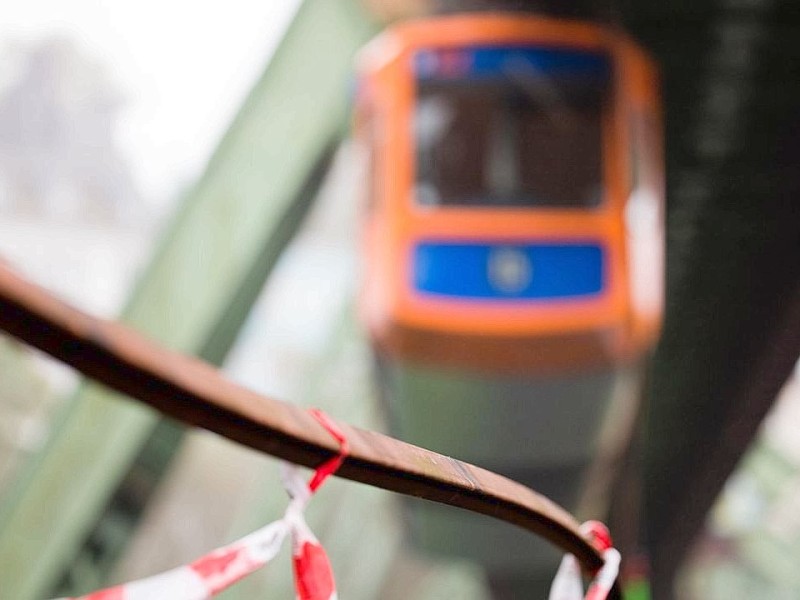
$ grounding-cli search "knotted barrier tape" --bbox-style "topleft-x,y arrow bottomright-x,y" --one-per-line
548,520 -> 621,600
57,409 -> 347,600
55,407 -> 619,600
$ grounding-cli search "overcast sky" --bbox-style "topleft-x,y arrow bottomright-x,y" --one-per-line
0,0 -> 300,209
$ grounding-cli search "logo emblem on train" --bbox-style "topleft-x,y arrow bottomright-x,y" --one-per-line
488,247 -> 531,294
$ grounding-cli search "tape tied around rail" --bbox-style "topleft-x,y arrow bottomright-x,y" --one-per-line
56,409 -> 348,600
288,408 -> 348,600
548,520 -> 621,600
307,407 -> 350,492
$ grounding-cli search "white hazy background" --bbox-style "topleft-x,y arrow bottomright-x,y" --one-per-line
0,0 -> 300,396
0,0 -> 300,208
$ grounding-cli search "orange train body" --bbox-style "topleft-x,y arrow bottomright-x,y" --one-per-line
356,14 -> 664,375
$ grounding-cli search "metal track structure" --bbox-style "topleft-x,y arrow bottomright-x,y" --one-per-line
619,1 -> 800,594
0,2 -> 379,597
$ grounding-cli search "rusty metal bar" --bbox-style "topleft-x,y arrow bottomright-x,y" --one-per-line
0,263 -> 618,592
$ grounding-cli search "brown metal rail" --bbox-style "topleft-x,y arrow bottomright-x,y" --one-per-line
0,263 -> 619,595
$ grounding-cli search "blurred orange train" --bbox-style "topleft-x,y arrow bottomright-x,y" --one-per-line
356,14 -> 664,375
354,14 -> 664,590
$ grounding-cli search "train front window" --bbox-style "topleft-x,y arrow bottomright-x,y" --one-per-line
413,46 -> 611,208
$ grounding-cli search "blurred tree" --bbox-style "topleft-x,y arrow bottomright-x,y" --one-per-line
0,37 -> 142,225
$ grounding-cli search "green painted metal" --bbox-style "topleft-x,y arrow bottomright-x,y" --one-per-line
0,2 -> 378,598
0,335 -> 53,490
52,141 -> 340,598
623,580 -> 652,600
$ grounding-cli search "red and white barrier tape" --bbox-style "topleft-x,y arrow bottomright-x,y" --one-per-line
57,409 -> 347,600
548,521 -> 621,600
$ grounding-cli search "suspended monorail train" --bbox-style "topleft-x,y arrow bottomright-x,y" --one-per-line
356,13 -> 663,592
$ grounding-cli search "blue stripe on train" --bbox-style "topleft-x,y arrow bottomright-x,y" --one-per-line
413,242 -> 604,300
414,46 -> 610,81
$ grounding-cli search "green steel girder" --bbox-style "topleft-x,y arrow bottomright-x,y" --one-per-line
0,2 -> 378,598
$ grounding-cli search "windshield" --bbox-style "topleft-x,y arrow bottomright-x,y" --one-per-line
414,46 -> 611,209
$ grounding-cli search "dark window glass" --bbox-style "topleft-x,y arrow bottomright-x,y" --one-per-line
414,46 -> 611,208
